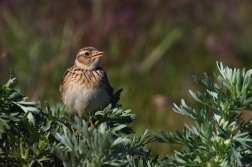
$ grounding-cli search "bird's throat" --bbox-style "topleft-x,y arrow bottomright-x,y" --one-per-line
75,59 -> 99,71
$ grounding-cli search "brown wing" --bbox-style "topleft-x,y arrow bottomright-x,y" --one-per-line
97,67 -> 114,99
59,67 -> 75,99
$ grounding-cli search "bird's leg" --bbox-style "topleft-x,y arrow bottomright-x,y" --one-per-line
89,120 -> 94,131
72,126 -> 79,136
88,115 -> 94,131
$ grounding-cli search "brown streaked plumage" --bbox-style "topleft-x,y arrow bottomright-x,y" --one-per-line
60,46 -> 113,116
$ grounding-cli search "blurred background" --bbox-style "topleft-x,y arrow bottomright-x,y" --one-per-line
1,0 -> 252,156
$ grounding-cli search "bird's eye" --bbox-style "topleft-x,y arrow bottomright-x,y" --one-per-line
85,52 -> 89,56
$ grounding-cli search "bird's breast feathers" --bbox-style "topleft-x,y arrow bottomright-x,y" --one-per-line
63,67 -> 105,88
60,67 -> 113,104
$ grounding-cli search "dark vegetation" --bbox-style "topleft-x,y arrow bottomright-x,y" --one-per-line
1,0 -> 252,156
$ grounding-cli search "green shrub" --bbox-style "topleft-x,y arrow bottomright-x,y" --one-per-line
155,62 -> 252,166
1,62 -> 252,166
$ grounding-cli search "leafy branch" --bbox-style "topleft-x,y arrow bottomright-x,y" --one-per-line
154,62 -> 252,167
1,62 -> 252,166
0,74 -> 156,167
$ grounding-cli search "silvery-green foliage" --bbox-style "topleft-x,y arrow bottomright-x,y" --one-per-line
54,115 -> 154,167
2,62 -> 252,167
0,75 -> 156,167
155,62 -> 252,167
94,103 -> 136,136
125,154 -> 161,167
0,73 -> 61,166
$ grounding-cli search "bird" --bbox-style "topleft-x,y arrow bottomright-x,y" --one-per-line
60,46 -> 113,117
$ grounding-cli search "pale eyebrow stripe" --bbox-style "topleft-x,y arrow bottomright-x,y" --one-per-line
78,51 -> 87,55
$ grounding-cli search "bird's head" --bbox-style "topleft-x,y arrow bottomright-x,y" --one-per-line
75,46 -> 104,70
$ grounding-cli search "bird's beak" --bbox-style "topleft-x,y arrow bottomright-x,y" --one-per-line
91,51 -> 104,59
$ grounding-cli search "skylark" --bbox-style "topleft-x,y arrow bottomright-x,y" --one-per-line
60,46 -> 113,116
